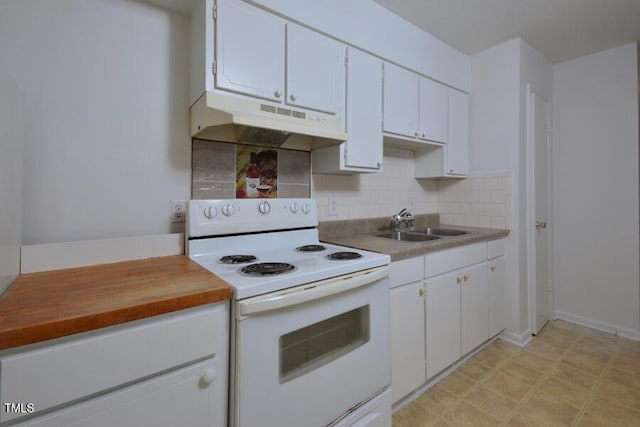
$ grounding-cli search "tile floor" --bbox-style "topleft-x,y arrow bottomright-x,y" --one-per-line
392,320 -> 640,426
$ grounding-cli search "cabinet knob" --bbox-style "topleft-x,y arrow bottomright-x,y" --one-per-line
414,131 -> 419,137
419,287 -> 425,297
274,90 -> 282,98
535,220 -> 547,230
377,162 -> 381,168
449,169 -> 454,173
290,93 -> 297,101
464,274 -> 470,282
200,369 -> 217,386
490,265 -> 496,272
421,133 -> 425,138
456,275 -> 462,284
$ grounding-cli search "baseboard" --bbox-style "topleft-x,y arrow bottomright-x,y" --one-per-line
554,311 -> 640,341
499,329 -> 532,347
21,233 -> 184,273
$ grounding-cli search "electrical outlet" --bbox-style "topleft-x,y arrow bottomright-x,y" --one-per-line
328,195 -> 338,217
171,200 -> 187,223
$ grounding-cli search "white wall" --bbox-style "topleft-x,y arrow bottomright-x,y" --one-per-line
553,43 -> 639,335
0,72 -> 23,294
0,0 -> 191,245
469,38 -> 553,338
249,0 -> 470,92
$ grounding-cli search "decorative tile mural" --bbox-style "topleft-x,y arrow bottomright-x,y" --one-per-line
192,139 -> 310,200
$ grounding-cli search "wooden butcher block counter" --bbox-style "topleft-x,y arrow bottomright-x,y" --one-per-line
0,255 -> 232,351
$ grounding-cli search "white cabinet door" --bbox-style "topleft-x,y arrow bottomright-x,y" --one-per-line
419,78 -> 448,143
286,23 -> 345,115
344,48 -> 382,170
17,359 -> 224,427
446,89 -> 469,176
215,0 -> 285,101
390,281 -> 426,403
382,62 -> 419,137
488,256 -> 506,337
460,263 -> 489,355
426,271 -> 461,379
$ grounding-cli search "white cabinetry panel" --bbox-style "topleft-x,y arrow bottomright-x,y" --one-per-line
461,263 -> 489,355
425,270 -> 461,379
419,78 -> 448,143
286,23 -> 345,115
446,89 -> 469,176
390,282 -> 426,403
215,0 -> 285,101
488,255 -> 506,337
382,62 -> 419,138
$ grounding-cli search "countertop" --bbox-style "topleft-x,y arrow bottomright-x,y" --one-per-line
0,255 -> 232,351
322,224 -> 509,261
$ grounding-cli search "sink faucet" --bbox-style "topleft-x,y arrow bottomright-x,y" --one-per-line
391,208 -> 416,231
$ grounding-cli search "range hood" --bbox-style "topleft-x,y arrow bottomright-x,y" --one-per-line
190,91 -> 348,149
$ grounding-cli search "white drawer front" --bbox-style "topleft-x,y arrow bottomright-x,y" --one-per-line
390,257 -> 424,288
488,239 -> 506,259
1,302 -> 229,423
424,243 -> 486,278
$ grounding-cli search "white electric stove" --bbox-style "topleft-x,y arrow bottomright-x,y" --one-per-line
186,198 -> 392,427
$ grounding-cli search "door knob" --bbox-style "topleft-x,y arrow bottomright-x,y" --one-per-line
535,221 -> 547,230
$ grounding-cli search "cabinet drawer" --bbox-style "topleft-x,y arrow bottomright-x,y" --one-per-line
390,257 -> 423,288
424,243 -> 486,278
488,239 -> 506,259
1,303 -> 229,423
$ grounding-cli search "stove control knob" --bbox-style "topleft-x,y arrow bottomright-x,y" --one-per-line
258,201 -> 271,215
302,203 -> 311,214
203,206 -> 217,220
222,204 -> 235,217
290,202 -> 300,213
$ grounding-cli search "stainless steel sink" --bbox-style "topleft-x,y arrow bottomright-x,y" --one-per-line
411,227 -> 469,237
370,231 -> 442,242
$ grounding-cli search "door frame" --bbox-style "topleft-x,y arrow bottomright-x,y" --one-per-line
526,83 -> 554,335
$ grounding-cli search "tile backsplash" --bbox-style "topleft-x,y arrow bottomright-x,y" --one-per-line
191,141 -> 511,230
312,147 -> 438,221
437,171 -> 512,229
191,139 -> 310,199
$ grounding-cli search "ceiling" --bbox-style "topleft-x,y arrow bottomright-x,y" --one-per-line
142,0 -> 640,63
373,0 -> 640,63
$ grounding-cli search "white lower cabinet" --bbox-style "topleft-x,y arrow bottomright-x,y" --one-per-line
390,281 -> 426,402
1,303 -> 229,427
460,263 -> 489,355
425,270 -> 461,380
488,239 -> 507,336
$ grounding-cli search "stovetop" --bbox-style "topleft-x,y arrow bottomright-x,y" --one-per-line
186,199 -> 390,300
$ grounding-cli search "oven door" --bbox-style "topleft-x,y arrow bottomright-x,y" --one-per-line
232,266 -> 390,427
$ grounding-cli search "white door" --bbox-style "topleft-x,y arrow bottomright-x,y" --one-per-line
418,77 -> 448,143
529,89 -> 551,335
382,62 -> 419,137
215,0 -> 285,101
286,23 -> 345,115
446,89 -> 469,176
344,48 -> 383,170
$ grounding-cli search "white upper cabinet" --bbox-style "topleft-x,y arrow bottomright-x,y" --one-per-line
382,62 -> 419,138
211,0 -> 345,117
419,78 -> 448,143
312,47 -> 383,174
215,0 -> 285,102
286,23 -> 345,115
446,89 -> 469,176
383,62 -> 449,144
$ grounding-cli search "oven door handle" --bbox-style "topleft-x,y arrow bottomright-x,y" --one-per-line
239,265 -> 389,317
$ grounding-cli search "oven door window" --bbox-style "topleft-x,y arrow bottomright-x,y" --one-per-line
279,305 -> 370,383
